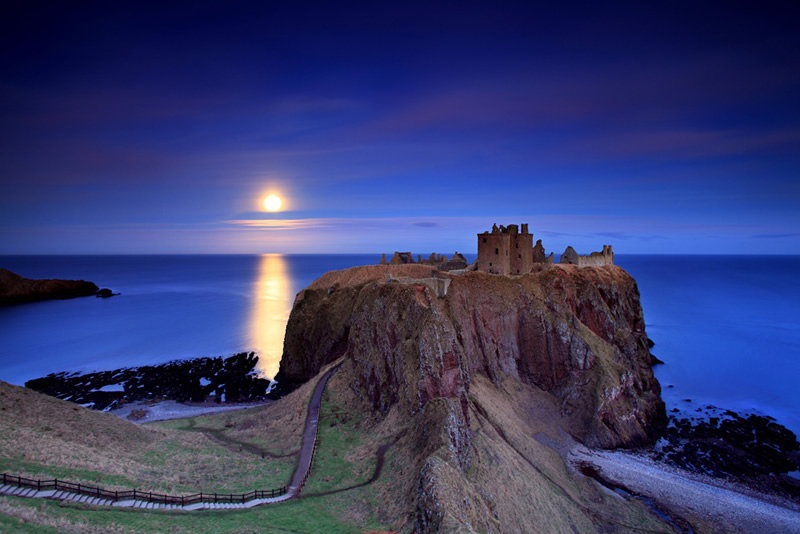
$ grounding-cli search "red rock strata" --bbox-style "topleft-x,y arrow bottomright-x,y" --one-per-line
278,263 -> 665,450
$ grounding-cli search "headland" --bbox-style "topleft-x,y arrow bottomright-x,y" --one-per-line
0,268 -> 117,305
274,223 -> 799,532
6,224 -> 799,532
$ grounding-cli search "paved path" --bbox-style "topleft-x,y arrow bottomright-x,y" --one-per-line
287,362 -> 341,496
0,362 -> 342,512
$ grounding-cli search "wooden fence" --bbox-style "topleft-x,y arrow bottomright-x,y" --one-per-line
297,428 -> 319,494
0,473 -> 286,506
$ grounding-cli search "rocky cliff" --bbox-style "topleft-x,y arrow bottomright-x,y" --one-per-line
0,268 -> 101,305
277,263 -> 667,532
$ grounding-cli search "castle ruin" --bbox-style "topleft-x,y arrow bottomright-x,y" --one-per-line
378,223 -> 613,276
560,245 -> 614,267
379,251 -> 469,272
477,223 -> 612,274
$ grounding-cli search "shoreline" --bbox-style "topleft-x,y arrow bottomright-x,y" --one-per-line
108,398 -> 271,424
569,444 -> 800,532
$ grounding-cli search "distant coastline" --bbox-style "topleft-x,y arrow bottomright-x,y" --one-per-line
0,268 -> 115,305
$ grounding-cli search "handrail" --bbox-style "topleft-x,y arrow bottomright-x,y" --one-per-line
294,361 -> 341,495
0,472 -> 287,506
2,361 -> 344,508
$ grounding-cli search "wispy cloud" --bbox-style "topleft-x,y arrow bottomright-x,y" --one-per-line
751,232 -> 800,239
594,232 -> 666,241
224,219 -> 332,230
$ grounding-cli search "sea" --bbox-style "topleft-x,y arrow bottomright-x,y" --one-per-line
1,254 -> 798,436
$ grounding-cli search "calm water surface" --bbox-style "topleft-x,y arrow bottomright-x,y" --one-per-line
1,254 -> 797,435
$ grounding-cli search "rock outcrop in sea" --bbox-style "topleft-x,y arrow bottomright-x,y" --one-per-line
275,262 -> 667,531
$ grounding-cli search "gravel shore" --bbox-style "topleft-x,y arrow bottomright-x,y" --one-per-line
570,445 -> 800,533
108,399 -> 270,424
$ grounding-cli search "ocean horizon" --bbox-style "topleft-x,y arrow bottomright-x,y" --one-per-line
1,253 -> 798,436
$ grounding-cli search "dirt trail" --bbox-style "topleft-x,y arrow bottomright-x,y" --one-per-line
305,431 -> 405,497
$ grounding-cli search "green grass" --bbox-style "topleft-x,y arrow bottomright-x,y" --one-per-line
302,390 -> 378,495
0,375 -> 400,533
0,492 -> 391,534
0,457 -> 141,490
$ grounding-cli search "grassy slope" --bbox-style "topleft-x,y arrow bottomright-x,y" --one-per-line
465,375 -> 672,533
1,362 -> 677,533
0,371 -> 401,533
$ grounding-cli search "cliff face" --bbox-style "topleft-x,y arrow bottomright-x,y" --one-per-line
278,263 -> 666,532
281,264 -> 663,448
0,268 -> 100,305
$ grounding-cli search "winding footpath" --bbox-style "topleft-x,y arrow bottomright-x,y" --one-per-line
0,363 -> 342,512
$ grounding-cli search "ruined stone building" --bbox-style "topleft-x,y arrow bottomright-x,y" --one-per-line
560,245 -> 614,267
379,223 -> 612,276
477,223 -> 535,275
379,251 -> 469,271
477,223 -> 611,275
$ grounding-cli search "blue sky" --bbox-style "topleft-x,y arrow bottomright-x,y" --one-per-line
1,1 -> 798,254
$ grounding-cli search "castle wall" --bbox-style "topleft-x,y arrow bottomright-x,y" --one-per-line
509,232 -> 533,274
478,223 -> 612,274
532,239 -> 554,264
560,245 -> 614,267
478,232 -> 511,275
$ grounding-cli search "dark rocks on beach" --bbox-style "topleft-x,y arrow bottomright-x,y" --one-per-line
25,352 -> 274,411
0,268 -> 104,305
653,411 -> 800,498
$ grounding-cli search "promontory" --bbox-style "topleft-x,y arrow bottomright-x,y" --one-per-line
0,268 -> 105,305
275,257 -> 668,532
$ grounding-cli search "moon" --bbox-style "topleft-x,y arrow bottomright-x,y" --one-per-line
263,194 -> 282,211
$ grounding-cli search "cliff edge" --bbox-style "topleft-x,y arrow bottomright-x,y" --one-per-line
277,263 -> 667,532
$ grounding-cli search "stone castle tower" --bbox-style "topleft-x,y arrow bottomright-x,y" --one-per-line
478,223 -> 609,275
477,223 -> 534,275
